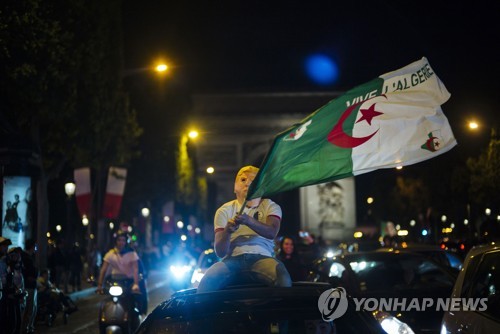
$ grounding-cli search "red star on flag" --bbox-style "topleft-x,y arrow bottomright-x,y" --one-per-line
356,103 -> 383,125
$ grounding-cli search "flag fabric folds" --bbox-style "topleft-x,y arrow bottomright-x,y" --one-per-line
102,167 -> 127,219
246,57 -> 457,200
74,168 -> 91,218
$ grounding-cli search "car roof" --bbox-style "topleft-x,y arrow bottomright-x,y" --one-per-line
465,242 -> 500,258
172,281 -> 332,299
332,248 -> 430,261
149,282 -> 335,317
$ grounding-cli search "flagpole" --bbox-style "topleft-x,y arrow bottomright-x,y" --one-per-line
238,199 -> 248,215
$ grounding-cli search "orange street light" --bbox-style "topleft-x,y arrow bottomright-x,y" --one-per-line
188,130 -> 199,140
468,121 -> 479,130
155,64 -> 168,72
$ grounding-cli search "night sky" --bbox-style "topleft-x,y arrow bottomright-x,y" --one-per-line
122,1 -> 499,138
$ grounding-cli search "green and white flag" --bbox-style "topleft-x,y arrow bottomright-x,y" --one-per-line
246,57 -> 457,200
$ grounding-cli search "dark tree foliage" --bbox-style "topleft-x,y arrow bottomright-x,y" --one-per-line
0,0 -> 141,265
467,134 -> 500,209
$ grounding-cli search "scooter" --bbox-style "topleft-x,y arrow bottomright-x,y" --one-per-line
98,276 -> 142,334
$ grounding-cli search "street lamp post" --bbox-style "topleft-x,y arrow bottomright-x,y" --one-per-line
141,206 -> 152,249
65,182 -> 76,245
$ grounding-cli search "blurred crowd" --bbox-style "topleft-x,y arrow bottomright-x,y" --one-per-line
0,237 -> 78,334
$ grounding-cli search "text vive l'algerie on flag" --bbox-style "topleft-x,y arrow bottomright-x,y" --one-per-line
246,57 -> 457,200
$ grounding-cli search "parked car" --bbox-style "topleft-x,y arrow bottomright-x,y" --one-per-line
441,242 -> 500,333
135,282 -> 404,334
308,250 -> 457,333
378,244 -> 463,270
190,248 -> 220,288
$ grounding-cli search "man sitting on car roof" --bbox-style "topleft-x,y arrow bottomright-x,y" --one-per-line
197,166 -> 292,292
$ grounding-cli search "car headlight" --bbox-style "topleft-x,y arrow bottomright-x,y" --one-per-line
325,248 -> 342,258
170,265 -> 192,279
109,286 -> 123,296
373,310 -> 415,334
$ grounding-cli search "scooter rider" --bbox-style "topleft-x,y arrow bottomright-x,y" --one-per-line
97,231 -> 146,313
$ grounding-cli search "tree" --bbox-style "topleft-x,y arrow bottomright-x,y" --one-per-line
467,132 -> 500,212
389,176 -> 430,225
0,0 -> 141,266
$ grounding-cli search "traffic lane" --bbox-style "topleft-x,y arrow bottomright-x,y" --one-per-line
36,270 -> 174,334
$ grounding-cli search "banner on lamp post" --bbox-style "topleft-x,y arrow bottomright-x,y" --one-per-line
161,201 -> 175,234
74,168 -> 91,218
102,167 -> 127,219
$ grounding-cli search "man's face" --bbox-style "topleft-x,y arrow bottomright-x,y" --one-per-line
234,172 -> 256,200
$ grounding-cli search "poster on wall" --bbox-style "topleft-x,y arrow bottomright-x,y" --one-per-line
2,176 -> 32,249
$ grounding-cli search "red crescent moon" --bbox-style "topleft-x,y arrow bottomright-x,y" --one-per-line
426,136 -> 438,151
327,101 -> 379,148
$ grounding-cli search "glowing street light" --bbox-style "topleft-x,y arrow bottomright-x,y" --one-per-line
188,130 -> 199,140
82,215 -> 89,226
468,121 -> 479,130
65,182 -> 76,197
141,207 -> 150,218
155,64 -> 168,72
206,166 -> 215,174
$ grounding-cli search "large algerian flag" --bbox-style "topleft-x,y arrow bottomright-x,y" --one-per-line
246,57 -> 457,200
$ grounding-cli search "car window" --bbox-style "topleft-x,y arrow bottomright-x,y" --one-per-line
347,256 -> 454,292
469,250 -> 500,319
348,260 -> 404,292
460,254 -> 483,298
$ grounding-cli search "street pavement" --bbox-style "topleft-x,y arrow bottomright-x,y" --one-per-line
35,269 -> 172,333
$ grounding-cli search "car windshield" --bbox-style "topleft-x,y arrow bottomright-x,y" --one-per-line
345,255 -> 455,293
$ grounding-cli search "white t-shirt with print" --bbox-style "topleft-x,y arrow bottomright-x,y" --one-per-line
214,198 -> 282,257
102,248 -> 139,279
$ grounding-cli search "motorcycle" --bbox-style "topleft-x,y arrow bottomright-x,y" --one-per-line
98,276 -> 142,334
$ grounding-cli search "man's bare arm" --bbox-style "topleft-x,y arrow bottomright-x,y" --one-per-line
214,219 -> 239,258
235,214 -> 280,239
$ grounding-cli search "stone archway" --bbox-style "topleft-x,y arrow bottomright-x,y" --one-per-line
190,91 -> 341,235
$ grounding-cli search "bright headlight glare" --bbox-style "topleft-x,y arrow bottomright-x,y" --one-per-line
380,316 -> 414,334
170,265 -> 192,279
191,269 -> 205,284
109,286 -> 123,296
373,310 -> 414,334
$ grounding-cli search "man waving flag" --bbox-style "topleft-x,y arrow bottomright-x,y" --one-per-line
246,57 -> 457,201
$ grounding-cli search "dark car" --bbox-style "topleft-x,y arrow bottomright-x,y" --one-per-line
308,250 -> 457,334
377,244 -> 463,270
441,242 -> 500,333
135,282 -> 394,333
